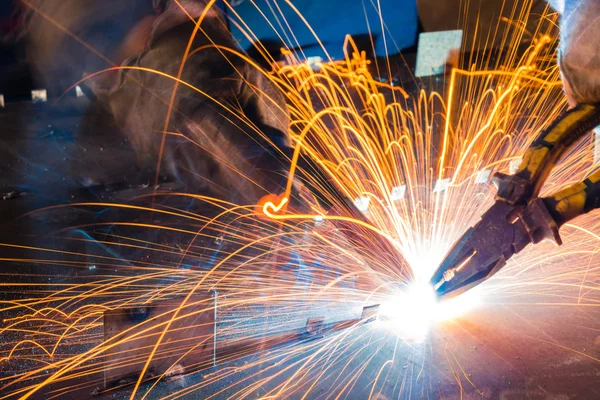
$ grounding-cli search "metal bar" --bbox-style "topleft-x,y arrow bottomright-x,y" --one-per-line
213,289 -> 218,367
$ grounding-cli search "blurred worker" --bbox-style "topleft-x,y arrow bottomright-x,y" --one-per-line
16,0 -> 292,205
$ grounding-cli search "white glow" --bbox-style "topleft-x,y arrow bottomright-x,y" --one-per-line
405,251 -> 445,283
354,196 -> 370,212
390,185 -> 406,201
378,282 -> 482,342
509,158 -> 522,174
31,89 -> 47,103
594,127 -> 600,164
475,169 -> 491,184
433,178 -> 450,193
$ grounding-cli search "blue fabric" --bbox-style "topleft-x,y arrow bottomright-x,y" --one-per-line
225,0 -> 418,60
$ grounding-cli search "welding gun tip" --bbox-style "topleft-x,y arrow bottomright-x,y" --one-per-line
433,269 -> 456,292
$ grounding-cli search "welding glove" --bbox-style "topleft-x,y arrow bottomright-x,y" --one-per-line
548,0 -> 600,106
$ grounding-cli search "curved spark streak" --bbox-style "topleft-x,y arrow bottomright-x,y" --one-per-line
4,3 -> 600,399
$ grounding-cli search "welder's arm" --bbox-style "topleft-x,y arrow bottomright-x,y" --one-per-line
494,104 -> 600,204
497,103 -> 600,227
542,170 -> 600,226
510,0 -> 600,227
548,0 -> 600,106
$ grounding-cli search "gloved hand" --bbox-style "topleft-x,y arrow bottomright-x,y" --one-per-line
549,0 -> 600,106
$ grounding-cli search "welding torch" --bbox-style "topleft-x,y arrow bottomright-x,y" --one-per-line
430,103 -> 600,299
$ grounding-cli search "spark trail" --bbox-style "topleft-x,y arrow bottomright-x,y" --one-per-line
2,1 -> 600,398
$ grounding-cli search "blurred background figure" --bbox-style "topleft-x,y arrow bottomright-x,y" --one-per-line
0,0 -> 554,215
